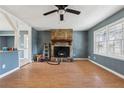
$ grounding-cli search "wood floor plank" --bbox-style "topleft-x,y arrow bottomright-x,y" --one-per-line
0,60 -> 124,88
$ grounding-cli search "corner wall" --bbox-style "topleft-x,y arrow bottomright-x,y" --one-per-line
73,31 -> 88,58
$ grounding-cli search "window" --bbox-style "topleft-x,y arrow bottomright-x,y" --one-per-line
94,18 -> 124,60
108,23 -> 123,56
94,28 -> 106,54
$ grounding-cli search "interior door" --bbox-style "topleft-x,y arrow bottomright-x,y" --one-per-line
19,31 -> 29,67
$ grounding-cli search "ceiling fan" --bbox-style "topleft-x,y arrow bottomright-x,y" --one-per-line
43,5 -> 81,21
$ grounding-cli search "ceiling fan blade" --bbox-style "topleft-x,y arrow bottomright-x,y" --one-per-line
60,14 -> 64,21
43,10 -> 58,16
66,8 -> 80,15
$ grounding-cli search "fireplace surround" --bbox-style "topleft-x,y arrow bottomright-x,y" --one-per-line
50,29 -> 73,60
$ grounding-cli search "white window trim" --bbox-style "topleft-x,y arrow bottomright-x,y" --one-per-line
94,17 -> 124,61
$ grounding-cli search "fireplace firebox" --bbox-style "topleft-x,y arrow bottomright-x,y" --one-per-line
54,46 -> 70,57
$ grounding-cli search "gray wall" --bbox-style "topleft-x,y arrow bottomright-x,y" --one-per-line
0,37 -> 7,49
37,31 -> 51,54
7,36 -> 14,48
88,8 -> 124,75
32,28 -> 38,57
0,36 -> 14,49
0,31 -> 14,49
34,31 -> 88,58
73,31 -> 88,58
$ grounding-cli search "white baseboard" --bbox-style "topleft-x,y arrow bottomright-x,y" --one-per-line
89,59 -> 124,79
0,67 -> 19,78
74,58 -> 88,60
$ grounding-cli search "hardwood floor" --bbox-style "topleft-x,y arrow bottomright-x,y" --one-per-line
0,60 -> 124,88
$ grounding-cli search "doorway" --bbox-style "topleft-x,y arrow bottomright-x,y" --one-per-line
18,31 -> 29,67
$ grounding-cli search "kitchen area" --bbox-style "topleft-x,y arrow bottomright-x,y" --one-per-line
0,31 -> 19,78
0,8 -> 32,78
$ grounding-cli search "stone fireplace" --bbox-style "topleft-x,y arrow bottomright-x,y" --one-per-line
50,29 -> 73,59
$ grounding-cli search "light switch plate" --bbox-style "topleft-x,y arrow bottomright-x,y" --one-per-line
88,56 -> 91,58
2,64 -> 6,69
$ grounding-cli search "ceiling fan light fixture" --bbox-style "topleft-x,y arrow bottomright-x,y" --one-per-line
43,5 -> 81,21
58,9 -> 65,15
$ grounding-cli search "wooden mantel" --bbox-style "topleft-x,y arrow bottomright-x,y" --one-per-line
51,39 -> 72,45
51,29 -> 73,45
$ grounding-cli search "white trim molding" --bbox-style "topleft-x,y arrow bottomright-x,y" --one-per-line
73,58 -> 88,60
89,59 -> 124,79
0,67 -> 19,78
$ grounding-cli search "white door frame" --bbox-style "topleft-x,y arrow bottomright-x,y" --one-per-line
18,28 -> 32,67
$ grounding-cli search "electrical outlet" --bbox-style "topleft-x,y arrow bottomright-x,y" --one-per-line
2,64 -> 6,69
73,53 -> 76,57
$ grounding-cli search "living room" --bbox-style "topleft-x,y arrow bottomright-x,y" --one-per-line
0,4 -> 124,89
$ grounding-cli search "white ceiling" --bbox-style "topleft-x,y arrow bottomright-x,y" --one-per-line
0,5 -> 124,31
